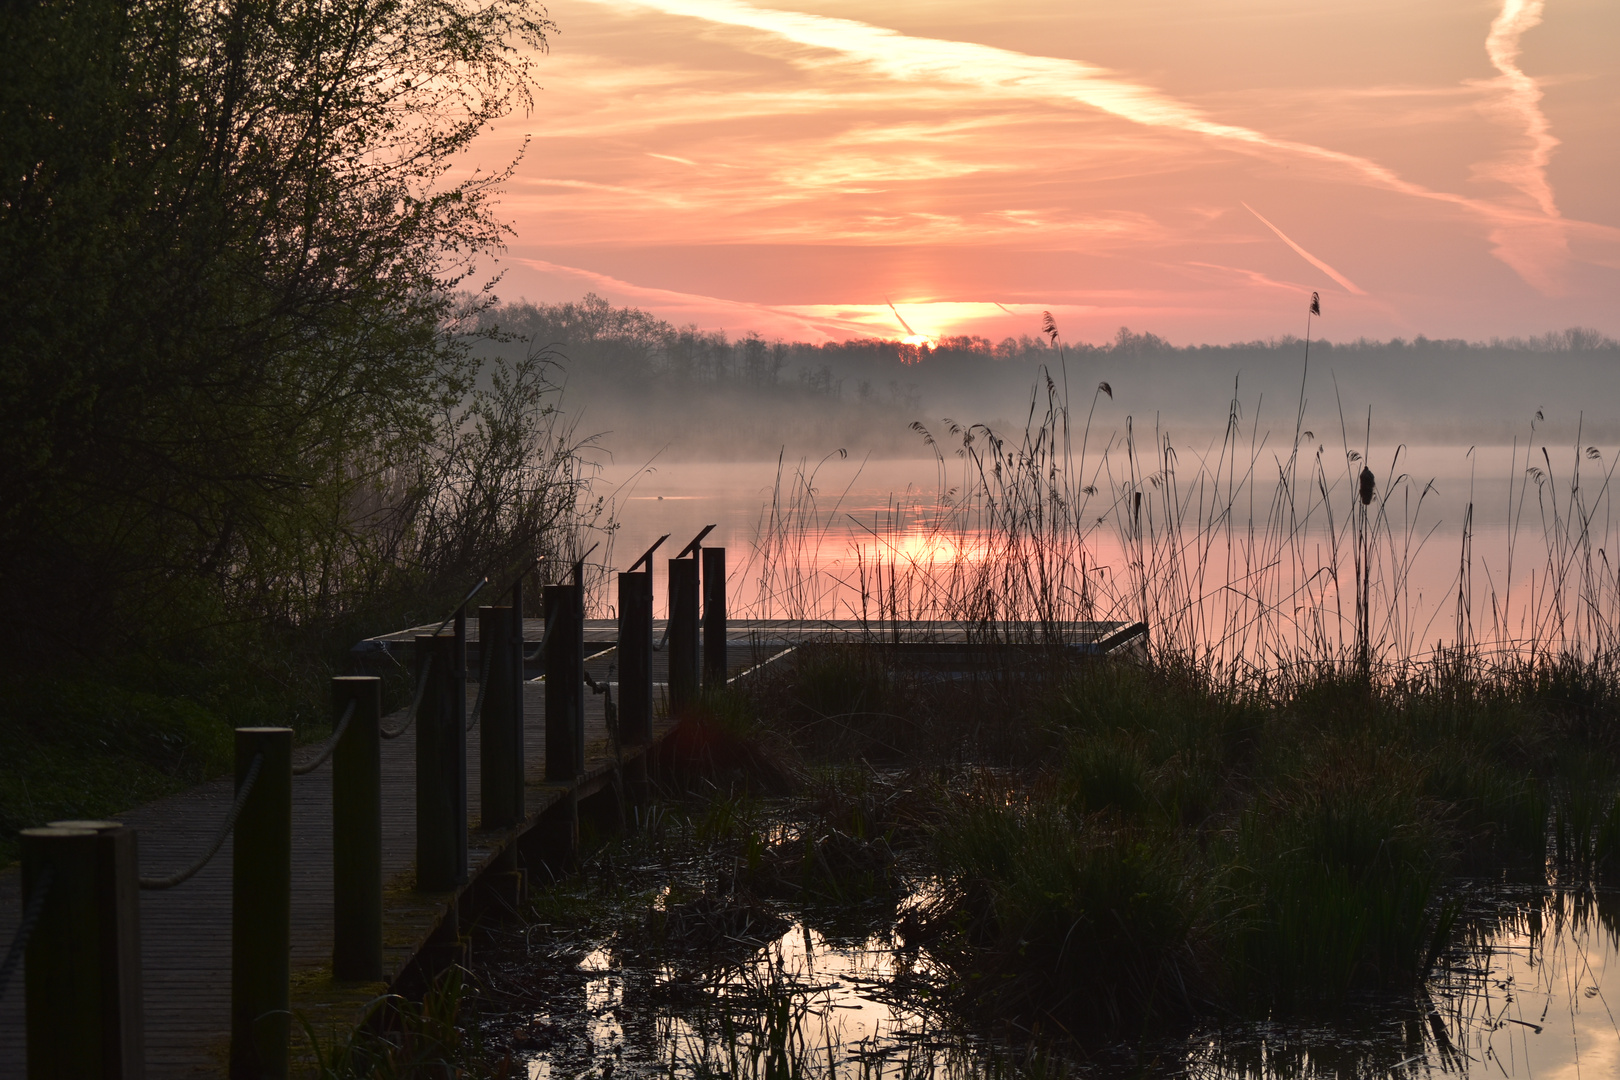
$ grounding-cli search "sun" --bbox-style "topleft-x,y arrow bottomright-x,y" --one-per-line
901,334 -> 935,349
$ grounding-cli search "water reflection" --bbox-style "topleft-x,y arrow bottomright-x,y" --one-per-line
515,886 -> 1620,1079
1185,888 -> 1620,1079
594,444 -> 1620,663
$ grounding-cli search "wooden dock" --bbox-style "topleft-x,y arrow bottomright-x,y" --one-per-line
0,618 -> 1135,1075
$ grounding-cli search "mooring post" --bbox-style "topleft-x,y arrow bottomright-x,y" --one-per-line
479,605 -> 521,829
571,564 -> 587,773
668,556 -> 700,710
414,632 -> 467,891
509,574 -> 527,812
41,818 -> 144,1077
22,823 -> 143,1079
230,727 -> 292,1080
544,582 -> 584,780
618,569 -> 654,743
331,676 -> 382,982
702,546 -> 727,688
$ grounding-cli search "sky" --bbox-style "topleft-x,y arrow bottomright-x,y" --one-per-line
470,0 -> 1620,346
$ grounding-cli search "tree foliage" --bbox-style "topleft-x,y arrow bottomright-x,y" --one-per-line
0,0 -> 557,658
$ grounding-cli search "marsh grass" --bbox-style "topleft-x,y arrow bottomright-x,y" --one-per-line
725,636 -> 1620,1037
735,355 -> 1620,678
301,966 -> 513,1079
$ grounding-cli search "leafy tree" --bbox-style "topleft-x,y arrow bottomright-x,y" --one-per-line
0,0 -> 554,659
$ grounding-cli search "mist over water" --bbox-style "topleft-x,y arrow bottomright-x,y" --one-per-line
591,437 -> 1612,661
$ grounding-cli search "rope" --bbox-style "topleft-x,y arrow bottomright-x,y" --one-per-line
0,868 -> 53,1003
291,700 -> 357,776
466,646 -> 493,732
139,754 -> 264,890
381,657 -> 433,740
523,615 -> 556,663
652,621 -> 670,653
433,578 -> 487,638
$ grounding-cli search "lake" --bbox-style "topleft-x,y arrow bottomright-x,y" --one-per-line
587,438 -> 1619,664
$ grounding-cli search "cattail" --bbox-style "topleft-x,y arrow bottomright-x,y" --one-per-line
1359,466 -> 1375,506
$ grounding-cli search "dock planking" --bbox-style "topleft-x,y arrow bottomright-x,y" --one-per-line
0,637 -> 781,1075
0,619 -> 1133,1075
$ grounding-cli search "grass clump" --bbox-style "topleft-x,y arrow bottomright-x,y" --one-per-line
732,645 -> 1620,1038
911,789 -> 1208,1032
302,967 -> 514,1079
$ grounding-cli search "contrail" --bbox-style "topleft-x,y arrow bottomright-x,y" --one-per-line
1485,0 -> 1559,217
608,0 -> 1610,290
886,299 -> 918,336
1241,203 -> 1366,296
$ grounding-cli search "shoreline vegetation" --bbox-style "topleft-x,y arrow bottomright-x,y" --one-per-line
474,295 -> 1620,459
338,645 -> 1620,1077
5,1 -> 1619,1070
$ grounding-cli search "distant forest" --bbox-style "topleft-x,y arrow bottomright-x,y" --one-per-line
480,295 -> 1620,458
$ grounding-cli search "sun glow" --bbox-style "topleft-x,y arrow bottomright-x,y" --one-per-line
489,0 -> 1619,342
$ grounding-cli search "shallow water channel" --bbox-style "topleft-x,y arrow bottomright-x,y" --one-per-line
473,802 -> 1620,1080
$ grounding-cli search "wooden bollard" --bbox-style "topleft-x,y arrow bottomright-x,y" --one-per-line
618,570 -> 653,743
509,577 -> 526,797
23,823 -> 145,1078
544,581 -> 585,780
667,556 -> 700,710
40,819 -> 144,1077
231,727 -> 292,1080
702,546 -> 727,688
415,633 -> 467,891
331,676 -> 382,981
479,605 -> 522,828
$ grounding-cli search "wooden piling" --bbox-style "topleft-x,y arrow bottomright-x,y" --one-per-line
667,556 -> 700,710
414,633 -> 466,892
330,676 -> 382,982
230,727 -> 292,1080
43,819 -> 144,1078
479,606 -> 521,829
509,576 -> 527,804
702,547 -> 727,688
618,570 -> 653,743
22,826 -> 109,1078
544,582 -> 584,780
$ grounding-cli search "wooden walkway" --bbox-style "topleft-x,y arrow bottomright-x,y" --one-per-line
0,639 -> 774,1075
0,618 -> 1136,1075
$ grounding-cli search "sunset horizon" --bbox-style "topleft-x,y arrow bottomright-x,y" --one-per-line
474,0 -> 1618,346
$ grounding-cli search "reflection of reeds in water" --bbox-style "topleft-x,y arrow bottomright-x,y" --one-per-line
739,369 -> 1620,675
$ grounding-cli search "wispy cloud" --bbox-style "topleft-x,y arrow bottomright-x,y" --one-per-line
1476,0 -> 1567,292
1241,203 -> 1366,296
1483,0 -> 1560,216
601,0 -> 1602,290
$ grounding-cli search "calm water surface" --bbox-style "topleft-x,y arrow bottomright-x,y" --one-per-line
517,884 -> 1620,1080
590,444 -> 1614,657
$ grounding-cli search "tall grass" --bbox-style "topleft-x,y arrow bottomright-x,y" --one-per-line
736,356 -> 1620,678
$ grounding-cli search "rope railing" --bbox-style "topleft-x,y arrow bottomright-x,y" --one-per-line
0,867 -> 52,1003
466,646 -> 492,731
381,656 -> 434,740
138,753 -> 265,891
291,699 -> 357,776
523,613 -> 555,664
433,577 -> 487,638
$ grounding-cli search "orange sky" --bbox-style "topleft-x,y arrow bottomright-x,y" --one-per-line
470,0 -> 1619,345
